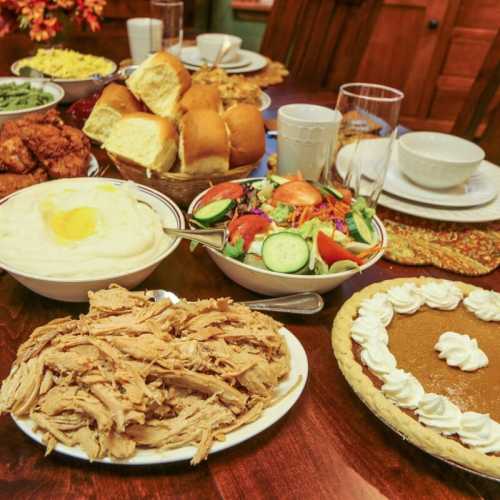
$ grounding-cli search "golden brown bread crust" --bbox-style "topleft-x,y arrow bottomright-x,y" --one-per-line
118,112 -> 178,142
223,104 -> 265,167
95,83 -> 142,114
179,84 -> 222,114
147,51 -> 192,95
180,109 -> 229,171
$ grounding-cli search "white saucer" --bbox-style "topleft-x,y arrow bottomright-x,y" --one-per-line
183,49 -> 268,74
259,91 -> 271,112
181,46 -> 251,69
337,139 -> 498,208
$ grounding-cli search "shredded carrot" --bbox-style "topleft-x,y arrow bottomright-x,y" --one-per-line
357,244 -> 382,259
298,207 -> 310,226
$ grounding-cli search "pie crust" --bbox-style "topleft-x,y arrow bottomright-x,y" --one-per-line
331,276 -> 500,479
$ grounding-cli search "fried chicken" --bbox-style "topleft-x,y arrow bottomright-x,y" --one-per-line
0,168 -> 48,199
0,110 -> 91,194
0,137 -> 37,174
22,123 -> 90,178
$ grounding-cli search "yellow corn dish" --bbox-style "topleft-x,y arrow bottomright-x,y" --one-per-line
18,48 -> 115,79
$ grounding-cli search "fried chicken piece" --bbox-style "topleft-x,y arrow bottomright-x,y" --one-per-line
0,137 -> 37,174
0,168 -> 48,199
22,123 -> 91,178
0,109 -> 63,142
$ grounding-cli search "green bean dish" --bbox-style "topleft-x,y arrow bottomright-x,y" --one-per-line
0,82 -> 54,111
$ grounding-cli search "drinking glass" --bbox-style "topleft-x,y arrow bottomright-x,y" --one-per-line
323,83 -> 404,208
150,0 -> 184,56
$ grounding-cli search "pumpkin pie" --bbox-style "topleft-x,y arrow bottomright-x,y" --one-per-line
332,277 -> 500,479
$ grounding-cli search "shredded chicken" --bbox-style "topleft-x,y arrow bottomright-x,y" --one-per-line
0,285 -> 290,464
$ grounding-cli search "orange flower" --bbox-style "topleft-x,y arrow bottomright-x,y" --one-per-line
30,14 -> 60,41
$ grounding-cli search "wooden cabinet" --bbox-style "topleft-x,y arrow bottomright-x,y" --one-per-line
355,0 -> 500,131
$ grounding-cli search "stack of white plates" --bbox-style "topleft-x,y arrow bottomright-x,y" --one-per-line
337,141 -> 500,223
180,46 -> 268,74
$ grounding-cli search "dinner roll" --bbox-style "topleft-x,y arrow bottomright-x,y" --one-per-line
224,104 -> 265,167
83,83 -> 142,143
126,51 -> 191,120
179,109 -> 229,176
179,84 -> 222,114
104,112 -> 178,173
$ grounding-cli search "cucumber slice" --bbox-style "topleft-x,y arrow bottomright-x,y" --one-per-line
346,211 -> 374,244
323,185 -> 344,200
193,199 -> 234,225
270,175 -> 290,185
330,259 -> 360,273
262,232 -> 309,273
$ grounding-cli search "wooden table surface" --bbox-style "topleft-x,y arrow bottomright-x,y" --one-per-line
0,53 -> 499,500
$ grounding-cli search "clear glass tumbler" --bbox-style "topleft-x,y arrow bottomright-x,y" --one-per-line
150,0 -> 184,56
324,83 -> 404,208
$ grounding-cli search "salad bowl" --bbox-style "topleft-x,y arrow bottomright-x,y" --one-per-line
188,177 -> 387,296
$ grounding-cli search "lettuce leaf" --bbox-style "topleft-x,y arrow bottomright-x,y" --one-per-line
270,203 -> 292,223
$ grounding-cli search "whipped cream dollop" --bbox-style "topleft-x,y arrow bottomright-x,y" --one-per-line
458,412 -> 500,454
381,369 -> 424,409
416,393 -> 462,435
358,292 -> 394,326
351,315 -> 389,345
463,289 -> 500,322
420,281 -> 463,310
435,332 -> 489,372
387,283 -> 423,314
360,340 -> 397,377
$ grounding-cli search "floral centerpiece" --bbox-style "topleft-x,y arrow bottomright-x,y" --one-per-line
0,0 -> 106,41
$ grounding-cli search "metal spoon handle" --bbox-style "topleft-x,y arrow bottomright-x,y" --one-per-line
240,292 -> 324,315
163,228 -> 227,251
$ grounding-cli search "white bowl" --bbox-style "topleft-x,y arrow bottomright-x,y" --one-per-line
398,132 -> 485,189
188,178 -> 387,296
0,77 -> 64,126
11,59 -> 117,103
196,33 -> 242,63
0,178 -> 184,302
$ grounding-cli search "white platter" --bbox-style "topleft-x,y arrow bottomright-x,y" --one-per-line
259,91 -> 272,112
12,326 -> 308,465
184,49 -> 268,74
181,46 -> 251,69
337,140 -> 498,208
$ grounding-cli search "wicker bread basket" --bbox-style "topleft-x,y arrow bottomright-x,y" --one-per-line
109,153 -> 258,207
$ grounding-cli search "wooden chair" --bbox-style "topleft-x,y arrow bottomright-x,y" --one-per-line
260,0 -> 382,90
452,29 -> 500,163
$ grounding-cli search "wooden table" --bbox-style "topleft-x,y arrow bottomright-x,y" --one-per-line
0,61 -> 499,500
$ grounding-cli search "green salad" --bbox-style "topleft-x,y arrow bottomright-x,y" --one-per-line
191,174 -> 382,276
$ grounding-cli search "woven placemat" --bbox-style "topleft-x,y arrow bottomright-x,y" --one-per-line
378,207 -> 500,276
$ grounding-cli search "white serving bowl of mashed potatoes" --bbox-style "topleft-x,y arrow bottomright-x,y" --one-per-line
11,49 -> 117,103
0,178 -> 184,302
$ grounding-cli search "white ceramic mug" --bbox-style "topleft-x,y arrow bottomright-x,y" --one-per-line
127,18 -> 163,64
277,104 -> 342,181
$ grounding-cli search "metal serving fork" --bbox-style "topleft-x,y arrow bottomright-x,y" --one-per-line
149,289 -> 324,315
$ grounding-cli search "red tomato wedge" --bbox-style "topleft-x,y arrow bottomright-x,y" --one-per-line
317,231 -> 363,266
199,182 -> 244,207
272,181 -> 322,206
228,214 -> 270,250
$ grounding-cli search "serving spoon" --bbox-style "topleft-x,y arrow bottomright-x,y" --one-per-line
149,289 -> 324,315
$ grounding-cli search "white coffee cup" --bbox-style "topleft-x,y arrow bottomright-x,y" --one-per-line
196,33 -> 242,63
127,18 -> 163,64
277,104 -> 342,181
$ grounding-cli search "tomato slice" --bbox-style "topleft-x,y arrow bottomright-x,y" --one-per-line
272,181 -> 322,206
199,182 -> 244,207
317,230 -> 363,266
228,214 -> 270,250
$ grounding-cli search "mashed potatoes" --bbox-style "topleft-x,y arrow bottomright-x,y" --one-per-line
0,180 -> 172,278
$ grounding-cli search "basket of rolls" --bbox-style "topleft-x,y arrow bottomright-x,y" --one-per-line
83,51 -> 265,207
